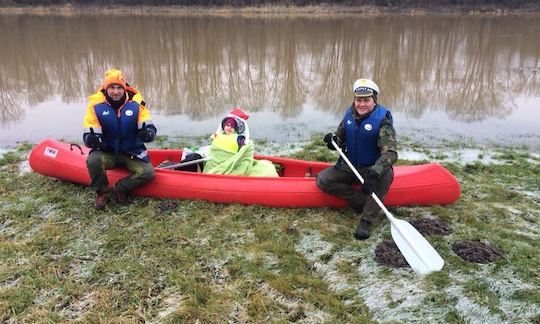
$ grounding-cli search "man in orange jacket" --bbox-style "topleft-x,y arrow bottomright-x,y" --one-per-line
83,69 -> 157,210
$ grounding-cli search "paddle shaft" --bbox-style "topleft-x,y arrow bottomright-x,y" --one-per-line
158,157 -> 210,170
331,139 -> 439,273
330,139 -> 396,222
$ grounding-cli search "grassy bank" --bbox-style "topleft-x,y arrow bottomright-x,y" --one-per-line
0,137 -> 539,322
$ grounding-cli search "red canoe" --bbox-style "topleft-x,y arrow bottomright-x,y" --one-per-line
29,139 -> 460,208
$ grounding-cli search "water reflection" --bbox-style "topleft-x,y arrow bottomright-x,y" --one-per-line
0,14 -> 539,126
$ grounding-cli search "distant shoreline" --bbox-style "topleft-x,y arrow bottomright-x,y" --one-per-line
1,4 -> 539,16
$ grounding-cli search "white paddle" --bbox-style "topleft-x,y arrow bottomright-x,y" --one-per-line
331,139 -> 444,275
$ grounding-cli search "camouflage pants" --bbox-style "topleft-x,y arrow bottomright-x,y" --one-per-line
86,150 -> 155,195
316,163 -> 393,223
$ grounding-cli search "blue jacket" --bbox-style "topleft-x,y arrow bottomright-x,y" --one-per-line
342,105 -> 392,167
83,99 -> 156,162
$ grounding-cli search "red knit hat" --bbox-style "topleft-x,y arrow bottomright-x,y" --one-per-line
222,117 -> 237,130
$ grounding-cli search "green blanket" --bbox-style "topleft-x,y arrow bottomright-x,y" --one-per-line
203,140 -> 278,177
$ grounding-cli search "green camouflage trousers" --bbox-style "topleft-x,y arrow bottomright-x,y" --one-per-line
316,163 -> 393,223
86,150 -> 155,195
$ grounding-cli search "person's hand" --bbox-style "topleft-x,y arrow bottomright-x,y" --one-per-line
323,133 -> 341,150
86,128 -> 102,148
362,169 -> 379,195
138,123 -> 155,142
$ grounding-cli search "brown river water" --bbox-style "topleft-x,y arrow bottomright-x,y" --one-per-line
1,13 -> 539,151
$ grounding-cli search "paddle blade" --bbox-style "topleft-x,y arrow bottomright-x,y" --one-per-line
390,219 -> 444,275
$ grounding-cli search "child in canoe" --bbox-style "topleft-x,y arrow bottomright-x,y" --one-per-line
203,108 -> 278,177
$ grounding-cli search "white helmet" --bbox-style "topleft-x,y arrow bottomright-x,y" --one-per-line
352,78 -> 380,97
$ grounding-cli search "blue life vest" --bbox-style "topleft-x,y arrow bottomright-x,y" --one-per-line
93,101 -> 149,161
342,105 -> 392,167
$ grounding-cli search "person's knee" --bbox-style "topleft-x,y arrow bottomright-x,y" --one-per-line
316,174 -> 330,192
140,163 -> 155,182
316,167 -> 342,193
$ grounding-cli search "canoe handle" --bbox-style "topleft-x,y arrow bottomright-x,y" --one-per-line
70,143 -> 85,155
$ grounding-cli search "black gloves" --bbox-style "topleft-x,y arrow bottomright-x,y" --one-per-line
323,133 -> 342,150
86,128 -> 102,148
362,169 -> 379,195
138,123 -> 155,142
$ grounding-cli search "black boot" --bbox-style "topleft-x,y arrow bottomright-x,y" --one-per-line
355,220 -> 372,240
111,188 -> 129,204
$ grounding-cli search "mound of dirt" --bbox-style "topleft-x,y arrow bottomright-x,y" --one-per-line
410,218 -> 453,236
156,199 -> 179,213
452,240 -> 504,264
375,240 -> 409,268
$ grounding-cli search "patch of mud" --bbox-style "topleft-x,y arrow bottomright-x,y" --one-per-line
452,240 -> 504,264
155,200 -> 179,213
409,218 -> 452,236
375,240 -> 409,268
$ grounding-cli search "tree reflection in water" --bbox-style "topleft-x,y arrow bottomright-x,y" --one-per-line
0,13 -> 539,128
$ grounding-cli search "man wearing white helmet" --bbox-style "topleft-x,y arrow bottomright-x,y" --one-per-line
316,78 -> 398,240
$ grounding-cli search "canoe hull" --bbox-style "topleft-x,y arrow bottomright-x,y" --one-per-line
29,139 -> 461,208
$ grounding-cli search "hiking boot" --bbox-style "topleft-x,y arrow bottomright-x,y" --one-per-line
95,192 -> 108,210
355,220 -> 372,240
112,189 -> 129,204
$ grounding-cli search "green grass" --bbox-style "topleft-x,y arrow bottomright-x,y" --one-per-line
1,138 -> 539,322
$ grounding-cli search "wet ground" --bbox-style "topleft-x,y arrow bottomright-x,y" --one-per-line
374,218 -> 505,268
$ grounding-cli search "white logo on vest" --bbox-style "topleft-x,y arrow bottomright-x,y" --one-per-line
125,110 -> 134,117
364,124 -> 373,131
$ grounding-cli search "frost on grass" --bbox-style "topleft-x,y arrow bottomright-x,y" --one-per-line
198,258 -> 230,285
447,267 -> 540,323
258,282 -> 329,323
295,231 -> 450,322
484,268 -> 540,321
521,190 -> 540,199
262,252 -> 281,273
64,234 -> 104,281
18,160 -> 31,174
33,288 -> 66,308
295,231 -> 334,261
228,302 -> 250,323
256,140 -> 308,157
494,204 -> 540,240
446,285 -> 504,324
0,277 -> 21,293
399,148 -> 500,165
296,232 -> 359,292
355,257 -> 449,323
0,219 -> 17,238
61,291 -> 98,320
147,290 -> 184,323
